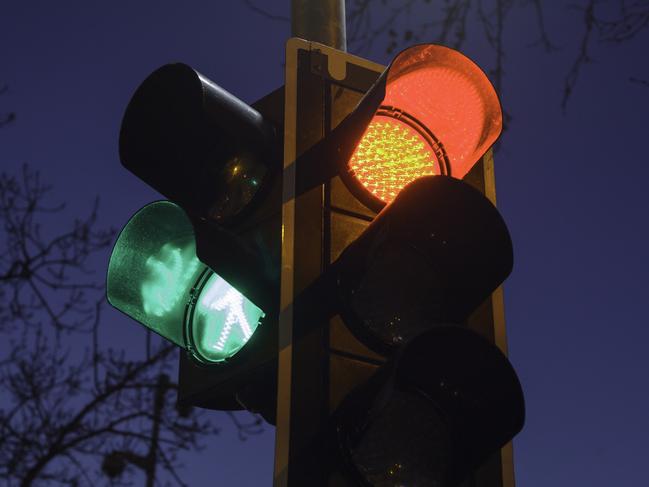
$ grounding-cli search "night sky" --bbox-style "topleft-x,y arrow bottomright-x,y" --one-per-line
2,1 -> 648,485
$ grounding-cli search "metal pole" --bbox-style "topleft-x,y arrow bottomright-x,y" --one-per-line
291,0 -> 346,51
274,4 -> 346,485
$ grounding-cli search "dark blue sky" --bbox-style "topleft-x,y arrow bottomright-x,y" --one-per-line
2,1 -> 648,485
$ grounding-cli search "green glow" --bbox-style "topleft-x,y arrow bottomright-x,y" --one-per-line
108,201 -> 264,363
108,201 -> 200,347
141,243 -> 199,317
191,273 -> 264,363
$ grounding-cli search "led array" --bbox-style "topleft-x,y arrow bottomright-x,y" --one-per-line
348,117 -> 437,205
205,287 -> 253,352
191,272 -> 264,362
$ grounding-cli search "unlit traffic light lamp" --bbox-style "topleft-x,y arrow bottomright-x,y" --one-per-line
334,326 -> 524,487
334,175 -> 513,354
118,63 -> 279,223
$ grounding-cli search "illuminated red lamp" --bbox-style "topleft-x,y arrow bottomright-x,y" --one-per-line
343,44 -> 503,210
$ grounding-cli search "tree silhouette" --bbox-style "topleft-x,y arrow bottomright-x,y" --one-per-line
244,0 -> 649,110
0,97 -> 262,485
346,0 -> 649,110
0,164 -> 215,486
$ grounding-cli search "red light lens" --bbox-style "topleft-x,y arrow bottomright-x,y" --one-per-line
344,45 -> 502,210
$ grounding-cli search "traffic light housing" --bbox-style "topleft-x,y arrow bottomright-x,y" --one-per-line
275,39 -> 524,487
334,325 -> 523,486
119,63 -> 278,223
323,176 -> 523,486
339,43 -> 503,210
108,38 -> 525,487
288,43 -> 503,211
276,174 -> 524,486
108,64 -> 284,416
333,175 -> 513,354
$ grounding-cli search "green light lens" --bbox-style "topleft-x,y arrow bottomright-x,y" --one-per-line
107,201 -> 264,363
190,272 -> 264,363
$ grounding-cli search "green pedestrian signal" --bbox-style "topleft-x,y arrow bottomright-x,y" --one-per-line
107,201 -> 264,364
188,271 -> 264,363
110,61 -> 283,421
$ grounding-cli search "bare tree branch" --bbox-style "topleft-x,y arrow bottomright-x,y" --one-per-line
563,0 -> 649,108
0,84 -> 16,128
0,166 -> 114,332
226,411 -> 264,441
0,165 -> 259,485
340,1 -> 648,113
563,0 -> 597,111
630,76 -> 649,87
526,0 -> 559,51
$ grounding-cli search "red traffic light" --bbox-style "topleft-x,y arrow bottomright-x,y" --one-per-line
341,44 -> 503,211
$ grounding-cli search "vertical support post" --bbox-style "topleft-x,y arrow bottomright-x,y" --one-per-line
464,151 -> 517,487
277,3 -> 346,484
275,38 -> 383,487
291,0 -> 347,51
274,41 -> 328,487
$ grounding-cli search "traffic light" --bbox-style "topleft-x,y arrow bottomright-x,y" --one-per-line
338,43 -> 503,211
108,63 -> 284,415
290,43 -> 503,210
108,39 -> 525,487
275,39 -> 524,487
